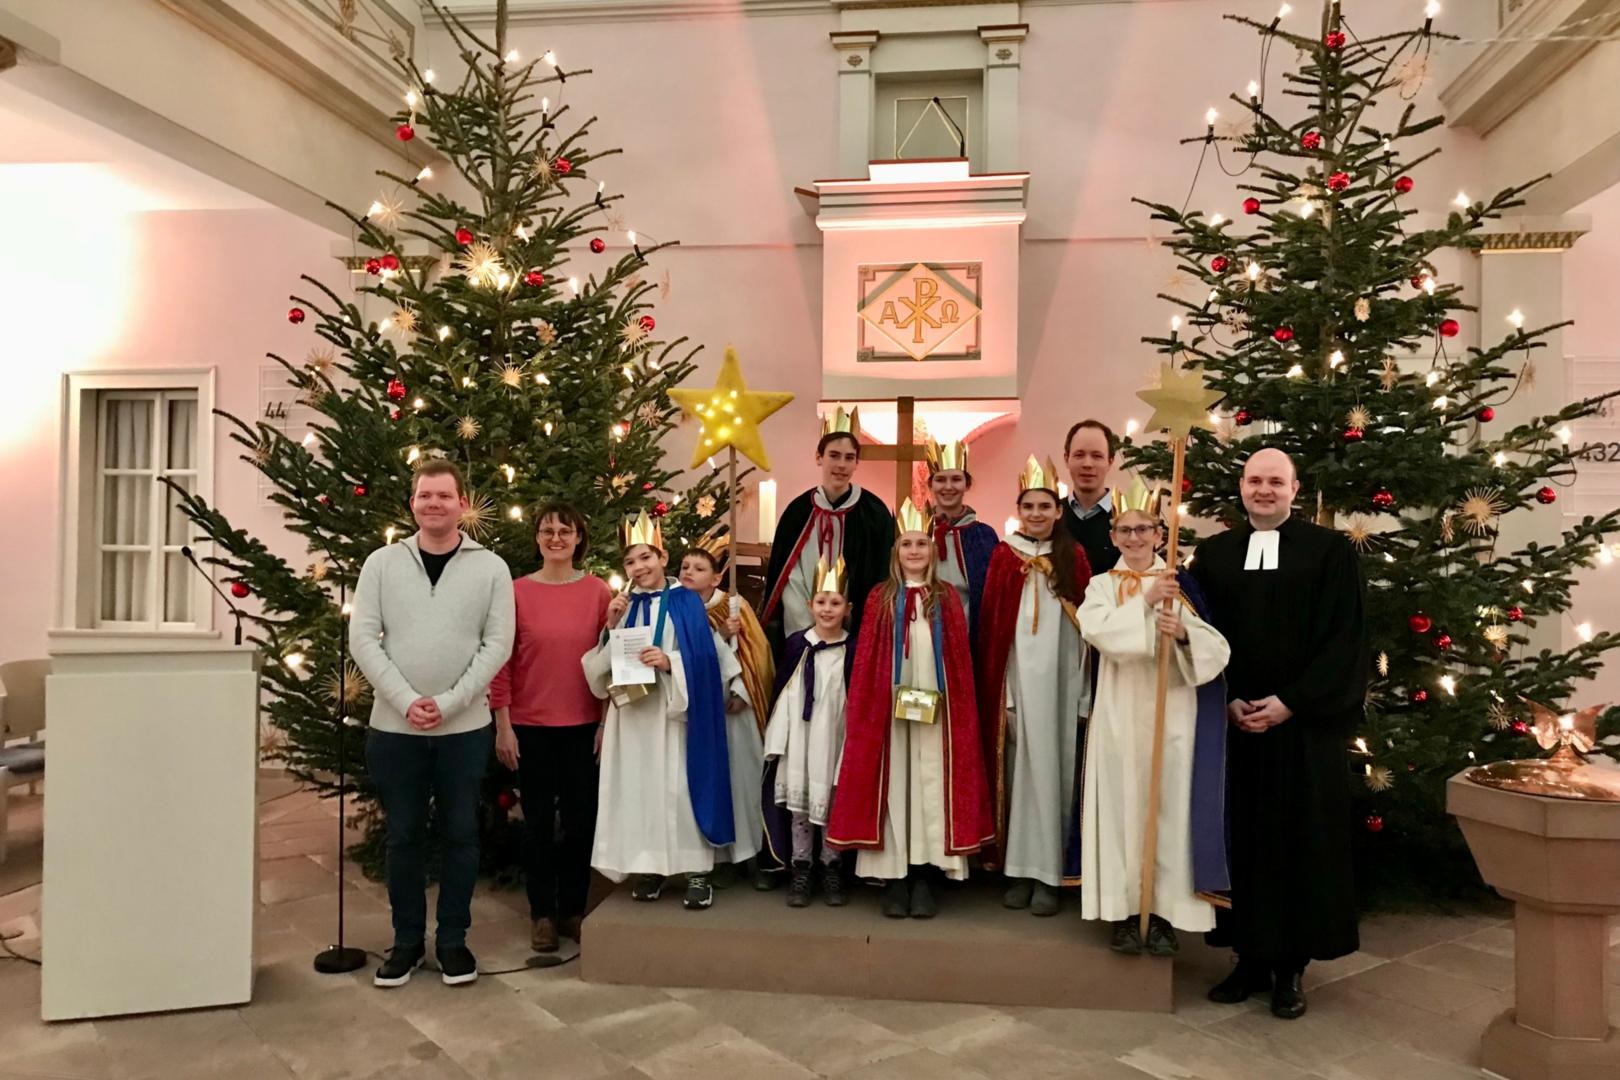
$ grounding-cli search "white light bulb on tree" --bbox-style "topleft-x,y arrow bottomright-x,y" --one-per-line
1287,363 -> 1304,378
543,50 -> 558,67
422,69 -> 435,84
1577,622 -> 1595,642
1277,3 -> 1291,18
508,506 -> 522,520
412,397 -> 424,411
367,201 -> 384,218
302,432 -> 316,447
568,277 -> 580,295
1329,350 -> 1344,369
404,90 -> 418,110
1205,107 -> 1219,127
627,230 -> 637,245
1454,191 -> 1470,208
1426,371 -> 1441,387
501,463 -> 515,482
1440,674 -> 1457,695
1247,261 -> 1261,281
416,166 -> 433,182
341,602 -> 354,617
1246,80 -> 1260,101
1125,418 -> 1141,437
286,652 -> 305,670
406,446 -> 421,464
1507,309 -> 1525,329
503,49 -> 520,63
1557,425 -> 1573,444
1494,452 -> 1507,466
1425,0 -> 1441,17
438,326 -> 452,341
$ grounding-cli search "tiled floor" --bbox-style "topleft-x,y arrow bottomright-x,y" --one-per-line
1,780 -> 1616,1080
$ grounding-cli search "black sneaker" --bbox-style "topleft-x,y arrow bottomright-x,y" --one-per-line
908,873 -> 938,919
880,878 -> 909,918
437,944 -> 478,986
753,866 -> 782,891
821,863 -> 849,907
786,864 -> 813,908
373,942 -> 425,988
1145,915 -> 1179,957
630,874 -> 665,902
683,873 -> 714,910
1110,919 -> 1144,956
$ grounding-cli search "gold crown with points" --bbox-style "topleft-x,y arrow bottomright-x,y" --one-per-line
925,437 -> 969,475
821,405 -> 862,440
896,497 -> 932,535
1017,454 -> 1062,496
1111,475 -> 1164,522
813,556 -> 849,597
618,509 -> 664,552
690,525 -> 730,566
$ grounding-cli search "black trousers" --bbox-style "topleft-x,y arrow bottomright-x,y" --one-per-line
513,723 -> 599,921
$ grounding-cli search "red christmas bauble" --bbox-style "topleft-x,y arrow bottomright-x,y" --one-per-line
1408,613 -> 1433,635
396,123 -> 415,142
389,408 -> 401,422
317,494 -> 331,507
1436,632 -> 1453,651
1325,30 -> 1347,49
1301,130 -> 1322,150
589,237 -> 606,254
525,269 -> 545,287
652,501 -> 669,517
642,481 -> 655,491
1412,689 -> 1429,703
1478,406 -> 1495,423
365,258 -> 382,276
1235,408 -> 1253,426
496,790 -> 517,809
1181,477 -> 1192,494
230,582 -> 250,599
1536,486 -> 1557,505
454,227 -> 474,246
353,484 -> 367,497
1507,605 -> 1525,623
1327,171 -> 1351,192
638,315 -> 656,332
1210,255 -> 1229,273
1410,274 -> 1427,289
1394,175 -> 1414,195
555,158 -> 572,174
288,307 -> 306,324
1243,197 -> 1262,215
386,378 -> 407,402
1439,318 -> 1460,338
1372,488 -> 1395,510
1343,426 -> 1364,443
1364,813 -> 1384,833
380,253 -> 401,271
1273,326 -> 1295,343
1512,720 -> 1530,735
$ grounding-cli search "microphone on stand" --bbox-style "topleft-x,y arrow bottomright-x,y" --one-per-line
180,545 -> 245,645
931,96 -> 967,160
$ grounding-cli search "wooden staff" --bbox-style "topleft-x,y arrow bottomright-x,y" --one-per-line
1139,436 -> 1187,944
727,447 -> 740,620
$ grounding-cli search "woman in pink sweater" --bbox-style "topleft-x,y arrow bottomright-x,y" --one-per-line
490,503 -> 612,954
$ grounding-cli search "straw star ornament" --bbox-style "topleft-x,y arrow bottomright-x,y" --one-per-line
667,346 -> 794,470
1136,362 -> 1223,437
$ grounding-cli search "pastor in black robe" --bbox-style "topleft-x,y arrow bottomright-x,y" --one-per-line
1190,514 -> 1368,968
759,484 -> 895,661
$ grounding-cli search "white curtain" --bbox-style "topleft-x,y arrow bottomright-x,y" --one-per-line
98,393 -> 199,626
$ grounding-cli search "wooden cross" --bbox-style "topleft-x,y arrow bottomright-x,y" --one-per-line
858,396 -> 929,508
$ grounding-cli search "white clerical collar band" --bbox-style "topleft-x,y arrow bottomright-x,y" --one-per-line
1244,529 -> 1281,571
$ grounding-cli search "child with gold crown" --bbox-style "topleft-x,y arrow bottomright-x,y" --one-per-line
758,556 -> 856,907
584,511 -> 748,911
1078,477 -> 1231,956
827,499 -> 992,919
975,455 -> 1094,917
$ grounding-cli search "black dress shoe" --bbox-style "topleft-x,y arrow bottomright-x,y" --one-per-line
1270,970 -> 1307,1019
1144,915 -> 1179,957
1109,919 -> 1143,956
908,873 -> 938,919
1207,962 -> 1272,1003
880,878 -> 909,918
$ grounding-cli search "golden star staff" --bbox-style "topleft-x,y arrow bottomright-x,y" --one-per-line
1133,360 -> 1222,944
667,346 -> 794,600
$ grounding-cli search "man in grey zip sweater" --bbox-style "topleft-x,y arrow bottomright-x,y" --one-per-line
350,460 -> 515,988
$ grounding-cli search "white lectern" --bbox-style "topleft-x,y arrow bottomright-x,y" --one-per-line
42,637 -> 260,1020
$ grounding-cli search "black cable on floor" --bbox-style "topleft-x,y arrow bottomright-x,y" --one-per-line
0,929 -> 41,966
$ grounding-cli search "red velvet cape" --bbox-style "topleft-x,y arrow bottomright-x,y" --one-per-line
973,537 -> 1091,871
825,587 -> 993,855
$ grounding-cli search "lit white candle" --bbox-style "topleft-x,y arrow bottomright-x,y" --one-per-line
758,480 -> 778,544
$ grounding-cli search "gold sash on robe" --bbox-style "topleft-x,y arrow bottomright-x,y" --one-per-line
707,591 -> 776,736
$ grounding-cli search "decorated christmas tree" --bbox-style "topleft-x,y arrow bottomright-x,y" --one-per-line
171,1 -> 730,875
1128,2 -> 1620,896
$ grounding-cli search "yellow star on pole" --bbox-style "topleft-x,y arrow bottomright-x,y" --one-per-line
667,346 -> 795,470
1136,362 -> 1223,437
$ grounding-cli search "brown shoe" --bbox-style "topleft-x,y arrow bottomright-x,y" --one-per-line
559,915 -> 584,943
530,917 -> 559,954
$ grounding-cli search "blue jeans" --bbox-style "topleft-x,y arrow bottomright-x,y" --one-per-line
366,725 -> 492,950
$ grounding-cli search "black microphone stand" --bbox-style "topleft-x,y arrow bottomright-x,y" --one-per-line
181,545 -> 245,645
931,95 -> 968,160
307,537 -> 367,975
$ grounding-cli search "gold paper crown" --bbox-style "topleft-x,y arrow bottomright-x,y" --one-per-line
1016,454 -> 1061,495
812,556 -> 849,597
618,509 -> 665,552
1111,476 -> 1163,522
821,405 -> 862,440
690,526 -> 730,566
896,497 -> 932,535
925,437 -> 969,475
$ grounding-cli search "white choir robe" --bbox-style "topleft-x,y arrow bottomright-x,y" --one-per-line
1078,557 -> 1230,930
763,627 -> 849,825
781,485 -> 863,639
706,590 -> 764,865
584,582 -> 746,881
856,586 -> 968,881
1001,533 -> 1089,888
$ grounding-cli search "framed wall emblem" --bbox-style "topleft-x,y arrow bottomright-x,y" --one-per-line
857,262 -> 982,362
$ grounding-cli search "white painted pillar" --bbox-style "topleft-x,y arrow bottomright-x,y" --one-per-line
980,24 -> 1026,173
832,32 -> 878,177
